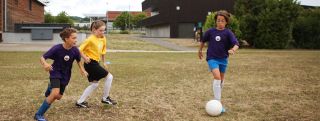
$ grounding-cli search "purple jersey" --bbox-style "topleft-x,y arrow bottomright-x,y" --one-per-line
43,44 -> 81,85
202,28 -> 239,60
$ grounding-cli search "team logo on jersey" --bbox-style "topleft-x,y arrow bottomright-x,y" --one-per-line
64,55 -> 70,61
215,36 -> 221,41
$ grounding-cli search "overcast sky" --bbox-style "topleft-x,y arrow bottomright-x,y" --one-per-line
43,0 -> 144,17
43,0 -> 320,17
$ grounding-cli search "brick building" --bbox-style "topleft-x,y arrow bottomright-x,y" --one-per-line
0,0 -> 45,33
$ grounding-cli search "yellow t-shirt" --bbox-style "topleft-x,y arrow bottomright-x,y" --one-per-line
79,35 -> 107,62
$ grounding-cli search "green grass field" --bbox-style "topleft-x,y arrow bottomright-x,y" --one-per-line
0,50 -> 319,121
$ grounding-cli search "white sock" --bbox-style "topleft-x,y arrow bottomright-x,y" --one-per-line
103,74 -> 113,100
77,82 -> 99,104
213,79 -> 222,101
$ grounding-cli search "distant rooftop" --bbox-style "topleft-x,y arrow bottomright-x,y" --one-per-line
83,14 -> 106,18
107,11 -> 151,21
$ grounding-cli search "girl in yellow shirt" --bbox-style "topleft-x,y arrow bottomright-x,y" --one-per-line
76,20 -> 117,108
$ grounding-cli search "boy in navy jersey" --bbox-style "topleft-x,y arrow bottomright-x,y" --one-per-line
34,28 -> 87,121
198,10 -> 239,113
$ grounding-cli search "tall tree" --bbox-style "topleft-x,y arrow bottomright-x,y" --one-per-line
55,11 -> 74,25
113,12 -> 133,30
234,0 -> 267,46
44,12 -> 55,23
132,13 -> 147,28
293,8 -> 320,49
235,0 -> 301,49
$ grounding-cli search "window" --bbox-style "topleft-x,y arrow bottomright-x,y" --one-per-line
15,0 -> 19,6
29,0 -> 32,11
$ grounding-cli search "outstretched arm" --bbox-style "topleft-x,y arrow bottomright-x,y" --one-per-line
40,56 -> 53,72
77,60 -> 88,77
228,45 -> 239,55
198,42 -> 205,60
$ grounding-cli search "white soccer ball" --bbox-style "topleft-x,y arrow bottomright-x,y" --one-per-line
205,100 -> 223,116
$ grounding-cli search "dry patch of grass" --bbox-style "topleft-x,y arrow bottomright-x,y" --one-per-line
0,50 -> 319,121
107,34 -> 172,51
163,38 -> 201,48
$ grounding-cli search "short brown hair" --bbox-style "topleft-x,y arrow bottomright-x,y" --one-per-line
90,20 -> 106,31
59,28 -> 77,42
214,10 -> 231,24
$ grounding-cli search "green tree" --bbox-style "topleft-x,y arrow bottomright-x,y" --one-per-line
235,0 -> 301,49
293,8 -> 320,49
81,17 -> 90,23
44,12 -> 55,23
69,16 -> 82,23
234,0 -> 267,46
203,11 -> 242,39
254,0 -> 300,49
113,12 -> 133,30
132,13 -> 147,28
55,11 -> 74,25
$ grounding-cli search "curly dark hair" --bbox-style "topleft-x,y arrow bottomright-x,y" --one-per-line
59,28 -> 77,42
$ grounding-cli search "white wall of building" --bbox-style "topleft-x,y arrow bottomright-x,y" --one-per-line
74,23 -> 91,28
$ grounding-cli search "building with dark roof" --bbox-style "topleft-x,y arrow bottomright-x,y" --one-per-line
140,0 -> 235,38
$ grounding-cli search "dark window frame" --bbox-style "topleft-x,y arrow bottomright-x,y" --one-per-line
29,0 -> 32,11
15,0 -> 19,6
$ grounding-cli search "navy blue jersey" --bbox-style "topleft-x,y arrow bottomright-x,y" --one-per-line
43,44 -> 81,85
202,28 -> 239,60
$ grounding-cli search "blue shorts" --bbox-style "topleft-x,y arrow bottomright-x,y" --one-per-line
207,58 -> 228,73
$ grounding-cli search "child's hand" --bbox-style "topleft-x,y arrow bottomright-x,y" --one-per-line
198,50 -> 203,60
103,63 -> 108,70
81,70 -> 88,77
43,63 -> 53,72
83,56 -> 91,64
228,49 -> 235,55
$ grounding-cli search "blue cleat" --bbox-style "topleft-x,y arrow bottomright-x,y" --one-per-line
221,107 -> 226,113
34,114 -> 47,121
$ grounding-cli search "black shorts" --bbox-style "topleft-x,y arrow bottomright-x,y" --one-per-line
84,59 -> 108,82
45,78 -> 66,96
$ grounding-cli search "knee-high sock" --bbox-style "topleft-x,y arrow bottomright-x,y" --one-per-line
77,82 -> 99,103
35,99 -> 51,116
103,74 -> 113,98
213,80 -> 222,101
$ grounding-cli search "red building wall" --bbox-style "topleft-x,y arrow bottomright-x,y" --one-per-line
0,1 -> 3,32
6,0 -> 44,32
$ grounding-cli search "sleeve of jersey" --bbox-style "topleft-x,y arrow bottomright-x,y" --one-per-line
43,46 -> 56,60
202,29 -> 210,42
75,48 -> 81,62
101,38 -> 107,55
228,30 -> 239,46
79,38 -> 90,53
